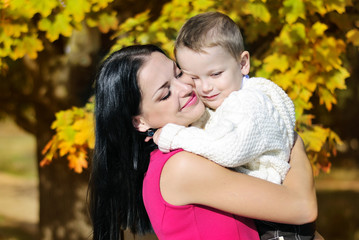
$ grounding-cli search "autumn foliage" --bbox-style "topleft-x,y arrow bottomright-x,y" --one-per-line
2,0 -> 358,174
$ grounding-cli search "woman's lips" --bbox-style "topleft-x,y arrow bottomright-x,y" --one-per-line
181,92 -> 198,110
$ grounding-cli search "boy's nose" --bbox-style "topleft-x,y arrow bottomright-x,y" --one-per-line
200,79 -> 213,93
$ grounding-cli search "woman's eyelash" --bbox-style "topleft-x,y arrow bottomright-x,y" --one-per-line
175,71 -> 183,79
161,90 -> 171,101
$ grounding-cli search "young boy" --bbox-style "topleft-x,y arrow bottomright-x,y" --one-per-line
154,12 -> 316,240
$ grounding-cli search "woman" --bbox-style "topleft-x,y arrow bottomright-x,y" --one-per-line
88,44 -> 317,240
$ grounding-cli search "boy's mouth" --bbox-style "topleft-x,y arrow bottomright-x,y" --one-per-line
203,93 -> 219,100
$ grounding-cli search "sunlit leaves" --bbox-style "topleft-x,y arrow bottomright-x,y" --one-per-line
346,29 -> 359,46
36,0 -> 356,175
299,125 -> 343,175
283,0 -> 306,24
87,11 -> 119,33
38,14 -> 73,42
41,103 -> 94,173
248,2 -> 271,22
1,0 -> 113,62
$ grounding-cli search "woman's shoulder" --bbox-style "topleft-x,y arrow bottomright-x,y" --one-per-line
161,151 -> 217,205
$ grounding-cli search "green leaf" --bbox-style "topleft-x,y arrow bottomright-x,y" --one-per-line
97,12 -> 119,33
31,0 -> 58,17
283,0 -> 306,24
38,13 -> 73,42
64,0 -> 91,22
248,2 -> 271,22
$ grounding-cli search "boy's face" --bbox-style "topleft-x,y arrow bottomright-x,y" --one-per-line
176,46 -> 250,110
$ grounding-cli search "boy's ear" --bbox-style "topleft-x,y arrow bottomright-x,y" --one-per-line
132,116 -> 150,132
239,51 -> 250,75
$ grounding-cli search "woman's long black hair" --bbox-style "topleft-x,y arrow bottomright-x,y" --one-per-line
88,45 -> 165,239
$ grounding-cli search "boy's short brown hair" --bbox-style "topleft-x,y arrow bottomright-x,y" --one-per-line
175,12 -> 244,61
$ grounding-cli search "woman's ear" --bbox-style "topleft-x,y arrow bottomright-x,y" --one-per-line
239,51 -> 250,75
132,116 -> 150,132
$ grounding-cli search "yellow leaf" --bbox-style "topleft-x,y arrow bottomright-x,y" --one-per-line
3,23 -> 28,37
346,29 -> 359,46
325,67 -> 349,92
58,126 -> 76,143
91,0 -> 113,12
39,14 -> 73,42
306,0 -> 327,16
283,0 -> 306,24
248,2 -> 271,22
97,12 -> 119,33
14,34 -> 44,59
308,22 -> 328,43
263,53 -> 289,73
289,22 -> 306,42
32,0 -> 58,17
325,0 -> 347,14
73,117 -> 95,146
300,126 -> 329,152
58,141 -> 77,157
314,37 -> 344,71
63,0 -> 91,22
68,149 -> 88,173
318,87 -> 336,111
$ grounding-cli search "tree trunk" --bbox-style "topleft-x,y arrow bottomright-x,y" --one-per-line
36,124 -> 91,240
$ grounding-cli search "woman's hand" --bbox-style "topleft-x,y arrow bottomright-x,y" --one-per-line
152,128 -> 162,145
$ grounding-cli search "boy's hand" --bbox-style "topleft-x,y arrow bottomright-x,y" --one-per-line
152,128 -> 162,145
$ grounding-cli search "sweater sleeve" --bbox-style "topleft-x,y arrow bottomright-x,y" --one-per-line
158,89 -> 287,168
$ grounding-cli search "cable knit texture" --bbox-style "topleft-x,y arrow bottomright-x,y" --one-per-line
158,77 -> 296,184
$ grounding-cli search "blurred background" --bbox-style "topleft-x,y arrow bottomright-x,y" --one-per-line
0,0 -> 358,239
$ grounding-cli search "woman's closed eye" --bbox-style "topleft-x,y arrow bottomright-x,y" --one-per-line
175,70 -> 183,79
160,89 -> 171,101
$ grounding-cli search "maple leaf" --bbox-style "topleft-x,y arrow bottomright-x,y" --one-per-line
325,0 -> 347,14
346,29 -> 359,46
68,148 -> 88,173
248,2 -> 271,23
308,22 -> 328,43
31,0 -> 58,17
15,34 -> 44,59
63,0 -> 91,22
282,0 -> 306,24
97,12 -> 119,33
263,53 -> 289,73
38,14 -> 73,42
73,116 -> 95,146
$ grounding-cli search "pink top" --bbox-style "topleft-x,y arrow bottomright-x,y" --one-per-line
143,149 -> 260,240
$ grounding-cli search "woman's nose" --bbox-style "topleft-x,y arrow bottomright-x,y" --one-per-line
175,77 -> 193,97
178,72 -> 195,87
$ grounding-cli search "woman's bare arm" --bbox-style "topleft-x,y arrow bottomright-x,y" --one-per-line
160,135 -> 317,224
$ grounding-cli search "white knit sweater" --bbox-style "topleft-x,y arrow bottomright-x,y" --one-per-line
158,77 -> 296,184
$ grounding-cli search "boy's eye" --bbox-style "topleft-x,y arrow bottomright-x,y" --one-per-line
211,72 -> 223,77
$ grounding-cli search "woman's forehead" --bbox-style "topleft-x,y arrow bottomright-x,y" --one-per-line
138,52 -> 174,93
